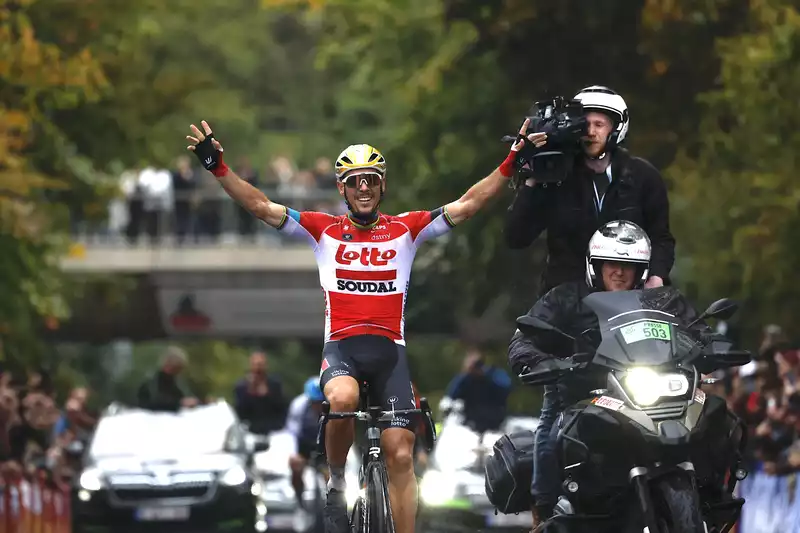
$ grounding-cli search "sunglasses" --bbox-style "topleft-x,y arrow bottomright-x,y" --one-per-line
342,173 -> 382,189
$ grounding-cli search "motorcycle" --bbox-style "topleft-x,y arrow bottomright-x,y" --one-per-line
518,292 -> 751,533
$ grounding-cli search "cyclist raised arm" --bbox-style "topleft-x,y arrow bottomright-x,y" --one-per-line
186,121 -> 286,227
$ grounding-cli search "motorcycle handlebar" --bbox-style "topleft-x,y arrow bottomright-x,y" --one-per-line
518,355 -> 584,386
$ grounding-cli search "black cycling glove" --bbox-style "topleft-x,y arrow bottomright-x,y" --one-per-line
193,133 -> 227,176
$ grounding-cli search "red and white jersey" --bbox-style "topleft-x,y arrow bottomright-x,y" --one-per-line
278,207 -> 455,344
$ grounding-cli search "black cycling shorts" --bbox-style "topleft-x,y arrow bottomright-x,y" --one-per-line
297,438 -> 315,461
320,335 -> 416,432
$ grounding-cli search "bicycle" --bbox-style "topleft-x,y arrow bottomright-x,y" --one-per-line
315,382 -> 436,533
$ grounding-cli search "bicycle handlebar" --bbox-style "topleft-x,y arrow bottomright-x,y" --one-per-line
316,399 -> 438,457
325,408 -> 425,422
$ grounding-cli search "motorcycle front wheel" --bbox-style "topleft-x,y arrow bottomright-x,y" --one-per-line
652,472 -> 707,533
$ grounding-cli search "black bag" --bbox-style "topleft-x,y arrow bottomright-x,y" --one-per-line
484,429 -> 536,514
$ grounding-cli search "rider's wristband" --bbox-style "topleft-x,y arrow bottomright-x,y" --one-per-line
211,159 -> 229,178
499,149 -> 518,178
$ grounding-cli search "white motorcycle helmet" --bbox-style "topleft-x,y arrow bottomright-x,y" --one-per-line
573,85 -> 629,152
585,221 -> 651,290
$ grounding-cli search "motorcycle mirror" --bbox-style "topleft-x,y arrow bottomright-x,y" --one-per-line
703,298 -> 739,320
688,298 -> 739,328
517,315 -> 576,341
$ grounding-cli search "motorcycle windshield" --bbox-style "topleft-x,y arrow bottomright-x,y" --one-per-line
582,290 -> 693,367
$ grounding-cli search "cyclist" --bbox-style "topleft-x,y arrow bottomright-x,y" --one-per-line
507,221 -> 712,531
286,376 -> 328,527
186,119 -> 546,533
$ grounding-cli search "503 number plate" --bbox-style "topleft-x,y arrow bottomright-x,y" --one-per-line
620,321 -> 671,345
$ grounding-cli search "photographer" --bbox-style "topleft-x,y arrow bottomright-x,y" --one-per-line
504,86 -> 675,294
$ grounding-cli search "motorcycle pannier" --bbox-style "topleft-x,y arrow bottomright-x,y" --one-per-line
484,430 -> 535,514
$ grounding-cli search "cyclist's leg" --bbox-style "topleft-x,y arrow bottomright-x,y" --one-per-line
370,340 -> 417,533
320,341 -> 360,533
321,341 -> 360,479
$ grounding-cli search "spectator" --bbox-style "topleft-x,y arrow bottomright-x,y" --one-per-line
171,155 -> 197,245
138,166 -> 173,244
123,167 -> 145,244
236,157 -> 259,241
443,347 -> 512,434
195,169 -> 222,242
267,155 -> 296,188
53,387 -> 96,444
137,346 -> 198,411
10,369 -> 60,466
313,157 -> 336,189
233,351 -> 287,435
0,367 -> 19,461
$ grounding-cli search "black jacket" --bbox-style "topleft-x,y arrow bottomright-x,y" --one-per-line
137,371 -> 190,412
233,375 -> 287,435
507,283 -> 712,377
504,149 -> 675,294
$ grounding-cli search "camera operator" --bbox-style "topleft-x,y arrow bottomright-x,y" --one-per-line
504,86 -> 675,294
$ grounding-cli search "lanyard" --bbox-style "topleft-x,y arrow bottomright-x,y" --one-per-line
592,164 -> 613,215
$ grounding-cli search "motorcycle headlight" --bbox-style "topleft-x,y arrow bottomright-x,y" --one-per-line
79,468 -> 103,491
220,466 -> 247,486
623,368 -> 690,407
420,470 -> 457,506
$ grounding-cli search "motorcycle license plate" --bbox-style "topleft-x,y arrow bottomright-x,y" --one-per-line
620,321 -> 671,344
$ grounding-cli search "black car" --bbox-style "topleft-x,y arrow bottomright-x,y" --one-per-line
72,401 -> 269,533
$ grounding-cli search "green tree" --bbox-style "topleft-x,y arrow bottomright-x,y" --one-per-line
667,0 -> 800,340
0,0 -> 110,364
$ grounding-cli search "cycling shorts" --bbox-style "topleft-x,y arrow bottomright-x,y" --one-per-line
297,438 -> 315,461
320,335 -> 417,432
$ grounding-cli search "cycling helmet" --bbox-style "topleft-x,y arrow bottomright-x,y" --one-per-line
304,376 -> 325,402
586,220 -> 651,290
335,144 -> 387,223
573,85 -> 629,151
335,144 -> 387,181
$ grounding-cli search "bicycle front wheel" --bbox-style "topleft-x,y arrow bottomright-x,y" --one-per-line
351,497 -> 366,533
366,462 -> 395,533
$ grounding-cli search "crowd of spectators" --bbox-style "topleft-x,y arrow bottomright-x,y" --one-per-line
705,324 -> 800,476
0,364 -> 97,485
71,154 -> 345,246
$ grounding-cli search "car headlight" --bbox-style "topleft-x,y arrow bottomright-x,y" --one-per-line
220,466 -> 247,486
623,367 -> 690,407
420,470 -> 457,506
79,468 -> 103,491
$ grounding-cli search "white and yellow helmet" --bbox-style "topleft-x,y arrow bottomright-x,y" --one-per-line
334,144 -> 387,181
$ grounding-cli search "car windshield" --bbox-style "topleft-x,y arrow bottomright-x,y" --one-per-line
582,290 -> 699,367
89,402 -> 242,458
